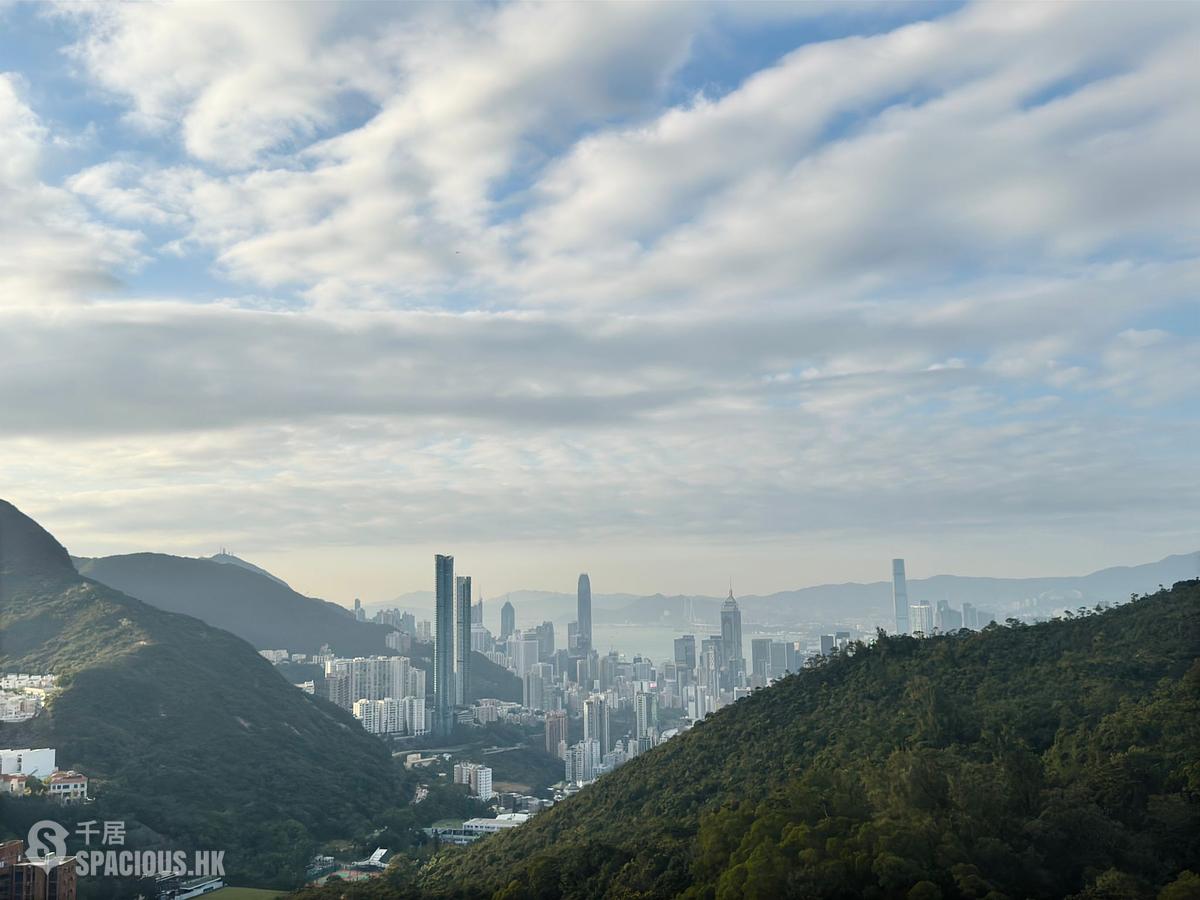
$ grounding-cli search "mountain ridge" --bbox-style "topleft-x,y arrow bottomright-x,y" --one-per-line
0,499 -> 402,886
74,550 -> 396,655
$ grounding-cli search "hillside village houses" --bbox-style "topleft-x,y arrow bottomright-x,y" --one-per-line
0,747 -> 90,804
0,673 -> 57,723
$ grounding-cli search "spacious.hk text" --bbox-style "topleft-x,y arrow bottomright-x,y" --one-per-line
26,820 -> 225,878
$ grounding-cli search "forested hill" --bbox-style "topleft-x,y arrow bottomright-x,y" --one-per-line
0,499 -> 401,886
325,580 -> 1198,900
75,550 -> 395,655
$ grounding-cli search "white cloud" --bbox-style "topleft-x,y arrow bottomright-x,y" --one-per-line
0,74 -> 142,306
2,2 -> 1197,588
61,2 -> 397,169
61,1 -> 1200,319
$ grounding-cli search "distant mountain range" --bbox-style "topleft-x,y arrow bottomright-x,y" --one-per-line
597,551 -> 1200,628
0,499 -> 399,886
74,551 -> 395,655
377,552 -> 1200,631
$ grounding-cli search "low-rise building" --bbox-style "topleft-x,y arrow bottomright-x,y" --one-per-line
0,837 -> 78,900
462,813 -> 528,835
48,770 -> 89,804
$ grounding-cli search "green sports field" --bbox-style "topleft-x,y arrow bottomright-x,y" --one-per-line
201,888 -> 285,900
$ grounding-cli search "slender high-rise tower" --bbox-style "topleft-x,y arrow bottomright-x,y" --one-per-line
892,559 -> 910,635
500,599 -> 515,641
434,554 -> 455,735
583,694 -> 610,754
577,573 -> 592,653
455,575 -> 472,707
720,589 -> 744,684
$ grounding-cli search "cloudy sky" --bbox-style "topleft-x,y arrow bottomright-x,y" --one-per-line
1,1 -> 1197,604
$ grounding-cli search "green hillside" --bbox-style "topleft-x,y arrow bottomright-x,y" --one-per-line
0,500 -> 402,886
75,551 -> 395,656
75,552 -> 522,703
308,580 -> 1199,899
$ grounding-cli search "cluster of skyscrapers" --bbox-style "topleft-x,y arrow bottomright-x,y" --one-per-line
322,554 -> 997,754
892,559 -> 994,636
324,654 -> 428,735
433,554 -> 483,736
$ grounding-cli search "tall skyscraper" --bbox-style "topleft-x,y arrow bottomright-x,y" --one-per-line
936,599 -> 962,632
583,694 -> 610,754
433,554 -> 455,736
702,635 -> 726,673
455,575 -> 472,706
577,573 -> 592,652
699,641 -> 721,700
634,691 -> 658,743
892,559 -> 910,635
720,589 -> 744,682
770,640 -> 787,676
750,637 -> 773,680
545,709 -> 568,758
533,621 -> 556,660
524,663 -> 551,711
674,634 -> 696,670
500,599 -> 516,641
508,633 -> 540,676
910,599 -> 934,637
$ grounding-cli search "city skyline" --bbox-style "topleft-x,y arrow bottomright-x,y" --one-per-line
2,0 -> 1195,894
13,516 -> 1196,613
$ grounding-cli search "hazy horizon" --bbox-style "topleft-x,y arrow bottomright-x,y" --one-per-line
3,2 -> 1197,607
39,509 -> 1197,608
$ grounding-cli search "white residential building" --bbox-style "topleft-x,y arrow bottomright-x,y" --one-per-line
462,813 -> 527,835
406,698 -> 428,736
565,739 -> 600,785
453,762 -> 494,799
0,693 -> 42,722
0,747 -> 55,777
353,699 -> 381,733
507,635 -> 540,677
48,770 -> 88,804
910,601 -> 934,638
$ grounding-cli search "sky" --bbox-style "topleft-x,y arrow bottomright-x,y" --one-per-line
1,1 -> 1197,606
